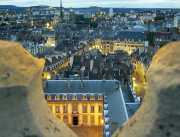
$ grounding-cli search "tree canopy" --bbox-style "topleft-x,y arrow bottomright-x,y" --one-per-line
146,32 -> 155,46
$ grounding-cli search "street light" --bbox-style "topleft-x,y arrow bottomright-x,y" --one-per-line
133,77 -> 136,81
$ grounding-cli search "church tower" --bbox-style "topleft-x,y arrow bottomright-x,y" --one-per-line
59,0 -> 63,23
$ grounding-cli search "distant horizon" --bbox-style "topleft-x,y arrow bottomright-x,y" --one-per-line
0,5 -> 178,9
1,0 -> 180,8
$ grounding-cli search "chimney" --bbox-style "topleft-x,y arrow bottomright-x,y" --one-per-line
100,61 -> 104,68
81,56 -> 84,63
145,47 -> 148,53
139,46 -> 144,55
90,59 -> 94,71
93,67 -> 97,74
81,78 -> 83,88
100,67 -> 103,75
59,73 -> 63,80
119,66 -> 121,76
111,62 -> 113,68
125,83 -> 127,90
103,74 -> 106,80
42,78 -> 47,89
115,82 -> 120,89
68,79 -> 70,88
122,77 -> 124,85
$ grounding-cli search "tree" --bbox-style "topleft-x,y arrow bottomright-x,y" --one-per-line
160,42 -> 167,48
146,32 -> 155,46
90,22 -> 98,28
1,23 -> 6,26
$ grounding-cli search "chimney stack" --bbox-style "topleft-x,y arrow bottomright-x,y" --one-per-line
115,82 -> 120,89
81,78 -> 83,88
122,77 -> 124,85
68,79 -> 70,88
103,74 -> 106,80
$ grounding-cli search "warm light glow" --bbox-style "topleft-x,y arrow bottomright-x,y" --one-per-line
133,78 -> 136,81
101,119 -> 104,124
47,76 -> 51,80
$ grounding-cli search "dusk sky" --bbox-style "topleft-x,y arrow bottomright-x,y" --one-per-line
1,0 -> 180,8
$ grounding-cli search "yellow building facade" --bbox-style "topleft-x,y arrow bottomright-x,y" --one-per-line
48,101 -> 103,126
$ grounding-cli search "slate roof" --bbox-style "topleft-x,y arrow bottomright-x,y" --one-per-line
126,103 -> 141,118
116,31 -> 145,42
43,80 -> 139,129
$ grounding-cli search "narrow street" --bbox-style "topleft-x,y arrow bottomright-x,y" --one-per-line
131,72 -> 147,97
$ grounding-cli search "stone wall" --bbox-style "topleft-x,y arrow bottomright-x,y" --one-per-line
0,40 -> 77,137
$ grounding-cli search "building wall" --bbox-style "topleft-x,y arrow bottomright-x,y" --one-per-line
47,101 -> 103,126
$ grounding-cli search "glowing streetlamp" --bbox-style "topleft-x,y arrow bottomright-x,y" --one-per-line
47,76 -> 50,79
47,23 -> 49,28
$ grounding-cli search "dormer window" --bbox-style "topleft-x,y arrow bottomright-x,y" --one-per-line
98,95 -> 103,100
55,95 -> 60,100
72,95 -> 77,100
47,95 -> 52,100
63,95 -> 67,100
90,95 -> 95,100
82,95 -> 87,100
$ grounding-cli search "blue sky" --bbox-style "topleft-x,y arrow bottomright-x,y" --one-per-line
1,0 -> 180,8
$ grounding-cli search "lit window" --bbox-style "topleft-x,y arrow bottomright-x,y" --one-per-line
63,116 -> 68,123
63,95 -> 67,100
82,95 -> 87,100
73,106 -> 78,114
98,95 -> 103,100
99,106 -> 103,113
90,95 -> 95,100
91,106 -> 95,113
63,106 -> 68,113
83,106 -> 87,113
83,116 -> 87,123
49,106 -> 52,111
47,95 -> 52,100
72,95 -> 77,100
57,115 -> 60,119
91,116 -> 95,123
55,95 -> 60,100
98,116 -> 101,123
160,39 -> 161,41
157,39 -> 158,41
56,106 -> 60,113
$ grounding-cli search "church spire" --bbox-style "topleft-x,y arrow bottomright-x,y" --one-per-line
60,0 -> 63,23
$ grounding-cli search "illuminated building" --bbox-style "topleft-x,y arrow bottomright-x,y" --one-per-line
43,80 -> 140,136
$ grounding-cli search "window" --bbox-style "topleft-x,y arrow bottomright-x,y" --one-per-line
63,95 -> 67,100
49,106 -> 52,111
56,106 -> 60,113
57,115 -> 61,119
83,106 -> 87,113
72,95 -> 77,100
63,106 -> 68,113
91,116 -> 95,123
82,95 -> 87,100
83,116 -> 87,123
73,106 -> 77,114
98,116 -> 101,123
98,95 -> 103,100
91,106 -> 94,113
63,116 -> 68,123
90,95 -> 95,100
99,106 -> 102,113
55,95 -> 60,100
47,95 -> 52,100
